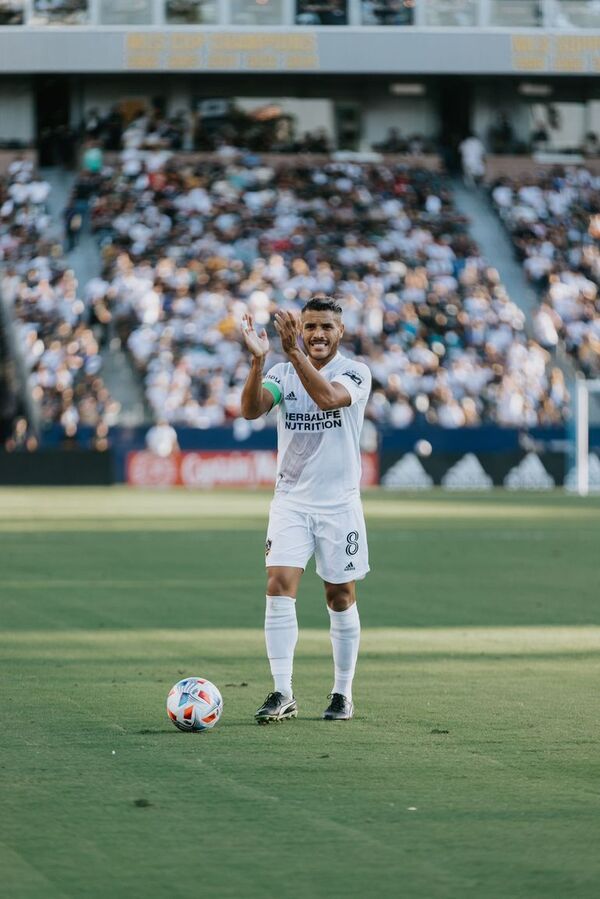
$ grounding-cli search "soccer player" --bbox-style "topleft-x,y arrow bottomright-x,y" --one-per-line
240,296 -> 371,723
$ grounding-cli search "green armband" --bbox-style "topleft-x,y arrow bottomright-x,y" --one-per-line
263,381 -> 282,406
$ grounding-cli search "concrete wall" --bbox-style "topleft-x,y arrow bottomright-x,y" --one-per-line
588,100 -> 600,135
485,155 -> 600,181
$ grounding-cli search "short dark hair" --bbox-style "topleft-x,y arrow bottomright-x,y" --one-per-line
301,296 -> 343,316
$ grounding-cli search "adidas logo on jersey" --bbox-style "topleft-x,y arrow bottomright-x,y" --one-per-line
344,561 -> 355,571
285,391 -> 297,401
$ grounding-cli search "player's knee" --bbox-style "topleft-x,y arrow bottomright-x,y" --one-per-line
267,572 -> 295,597
325,583 -> 355,611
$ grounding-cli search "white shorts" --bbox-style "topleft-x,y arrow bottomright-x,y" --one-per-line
265,497 -> 370,584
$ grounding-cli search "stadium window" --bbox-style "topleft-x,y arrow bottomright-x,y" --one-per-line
553,0 -> 600,27
488,1 -> 543,27
30,0 -> 90,24
295,0 -> 348,25
0,0 -> 24,23
165,0 -> 217,22
230,0 -> 284,25
421,0 -> 477,26
361,0 -> 415,25
98,0 -> 153,24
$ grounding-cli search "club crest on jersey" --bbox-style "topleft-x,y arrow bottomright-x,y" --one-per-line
343,370 -> 363,386
284,391 -> 297,401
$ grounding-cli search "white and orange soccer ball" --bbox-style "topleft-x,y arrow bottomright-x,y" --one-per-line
166,677 -> 223,732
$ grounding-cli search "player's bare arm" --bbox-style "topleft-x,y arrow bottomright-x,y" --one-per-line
240,313 -> 274,419
273,309 -> 351,411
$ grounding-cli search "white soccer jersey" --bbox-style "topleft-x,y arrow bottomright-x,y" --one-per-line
262,352 -> 372,511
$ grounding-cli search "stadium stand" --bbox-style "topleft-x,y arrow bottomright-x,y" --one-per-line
0,163 -> 120,439
75,149 -> 569,430
492,167 -> 600,377
0,157 -> 51,262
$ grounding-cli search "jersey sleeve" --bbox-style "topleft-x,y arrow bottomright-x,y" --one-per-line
332,363 -> 372,406
262,364 -> 284,407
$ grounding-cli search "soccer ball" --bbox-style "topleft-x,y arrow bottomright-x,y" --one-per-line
166,677 -> 223,732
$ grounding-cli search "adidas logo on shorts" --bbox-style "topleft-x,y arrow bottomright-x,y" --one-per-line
285,391 -> 297,400
344,561 -> 355,571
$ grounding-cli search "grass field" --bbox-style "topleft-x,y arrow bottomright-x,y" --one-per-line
1,488 -> 599,899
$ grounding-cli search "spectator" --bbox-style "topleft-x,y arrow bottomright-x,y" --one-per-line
63,199 -> 83,251
82,141 -> 103,175
583,131 -> 600,157
459,133 -> 486,187
531,121 -> 550,153
296,0 -> 348,25
362,0 -> 414,26
146,418 -> 180,456
372,127 -> 407,154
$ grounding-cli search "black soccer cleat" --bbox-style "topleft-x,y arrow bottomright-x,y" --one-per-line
323,693 -> 354,721
255,692 -> 298,724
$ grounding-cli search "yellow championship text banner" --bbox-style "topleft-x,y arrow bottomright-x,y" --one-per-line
512,34 -> 600,73
125,32 -> 320,71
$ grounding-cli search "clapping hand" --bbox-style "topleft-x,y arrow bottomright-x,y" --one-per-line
274,310 -> 301,356
241,313 -> 269,359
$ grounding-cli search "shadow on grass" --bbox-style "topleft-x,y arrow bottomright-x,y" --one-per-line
136,722 -> 260,734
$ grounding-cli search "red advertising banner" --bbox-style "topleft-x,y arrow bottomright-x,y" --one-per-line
360,451 -> 379,488
127,451 -> 379,488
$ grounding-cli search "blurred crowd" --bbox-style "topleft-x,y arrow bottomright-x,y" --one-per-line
2,148 -> 581,445
492,167 -> 600,377
0,156 -> 51,262
81,103 -> 334,156
0,159 -> 119,445
78,148 -> 568,430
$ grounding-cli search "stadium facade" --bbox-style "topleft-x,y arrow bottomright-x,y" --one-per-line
1,1 -> 600,153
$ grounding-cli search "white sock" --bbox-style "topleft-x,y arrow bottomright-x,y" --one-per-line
265,595 -> 298,698
328,604 -> 361,701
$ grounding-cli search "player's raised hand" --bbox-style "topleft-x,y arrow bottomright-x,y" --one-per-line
274,310 -> 301,356
241,313 -> 269,359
